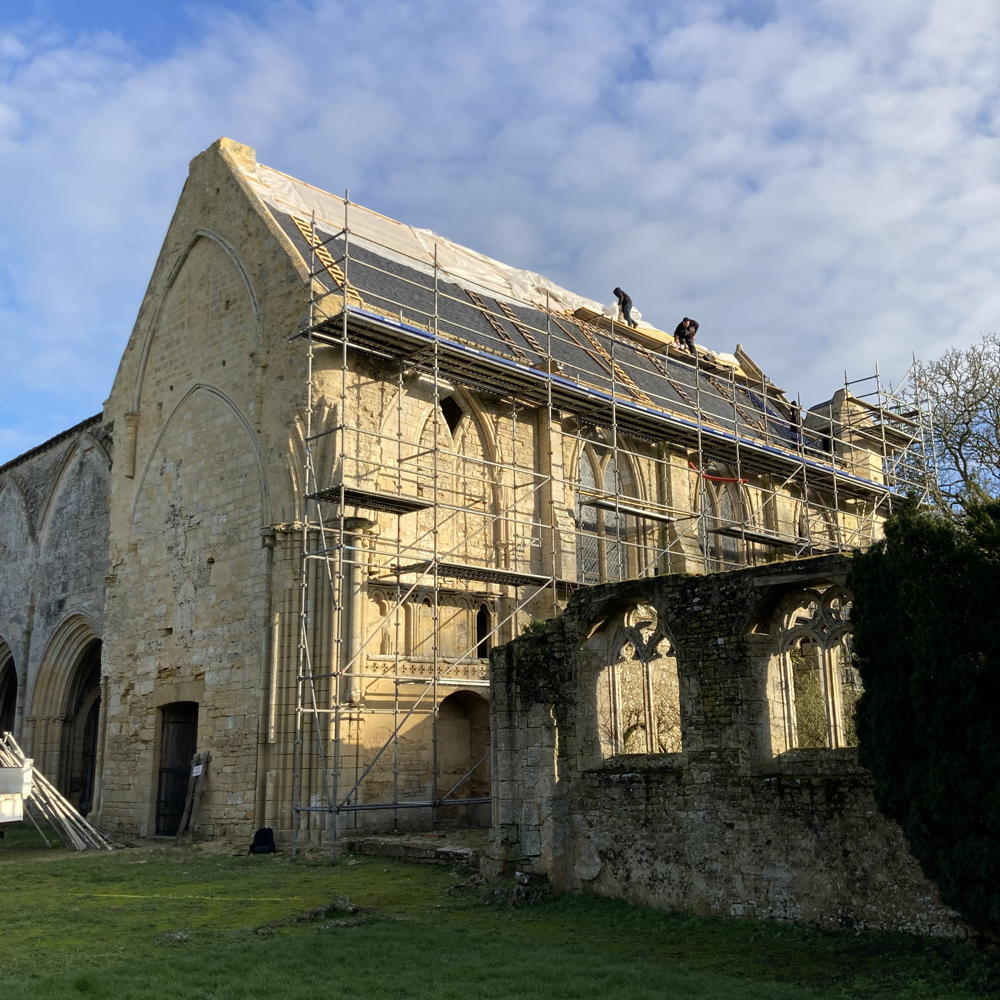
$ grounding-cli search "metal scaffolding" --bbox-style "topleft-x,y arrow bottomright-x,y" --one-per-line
285,201 -> 936,856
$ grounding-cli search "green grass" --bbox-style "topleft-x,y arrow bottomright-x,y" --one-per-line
1,823 -> 996,999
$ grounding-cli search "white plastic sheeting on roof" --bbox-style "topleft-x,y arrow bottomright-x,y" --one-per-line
241,157 -> 741,369
244,163 -> 605,315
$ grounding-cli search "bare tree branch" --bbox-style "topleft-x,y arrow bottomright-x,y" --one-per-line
914,334 -> 1000,514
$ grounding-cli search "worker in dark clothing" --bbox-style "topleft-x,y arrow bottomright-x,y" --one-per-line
613,287 -> 639,329
673,317 -> 699,355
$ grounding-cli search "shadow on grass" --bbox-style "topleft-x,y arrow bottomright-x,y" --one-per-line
0,846 -> 995,1000
0,918 -> 836,1000
0,820 -> 60,851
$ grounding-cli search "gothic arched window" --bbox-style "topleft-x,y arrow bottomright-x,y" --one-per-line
574,447 -> 641,584
697,466 -> 749,571
596,604 -> 681,757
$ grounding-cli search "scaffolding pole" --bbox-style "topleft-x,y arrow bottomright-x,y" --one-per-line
287,208 -> 936,844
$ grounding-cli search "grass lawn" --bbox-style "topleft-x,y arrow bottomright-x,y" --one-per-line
1,822 -> 996,999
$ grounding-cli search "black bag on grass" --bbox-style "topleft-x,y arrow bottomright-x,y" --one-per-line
248,826 -> 276,854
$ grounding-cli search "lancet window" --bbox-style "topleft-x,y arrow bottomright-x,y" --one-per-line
574,446 -> 639,584
696,465 -> 750,570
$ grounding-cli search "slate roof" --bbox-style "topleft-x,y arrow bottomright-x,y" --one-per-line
268,207 -> 867,485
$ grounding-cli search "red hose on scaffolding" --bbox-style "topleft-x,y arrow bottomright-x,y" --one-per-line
688,460 -> 748,484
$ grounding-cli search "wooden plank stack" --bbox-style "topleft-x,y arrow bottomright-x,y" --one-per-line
174,750 -> 210,844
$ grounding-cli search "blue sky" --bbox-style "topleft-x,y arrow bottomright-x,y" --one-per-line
1,0 -> 998,464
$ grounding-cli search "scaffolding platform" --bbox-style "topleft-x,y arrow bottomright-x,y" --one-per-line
389,560 -> 553,588
282,203 -> 936,859
583,497 -> 679,524
709,525 -> 843,554
709,525 -> 805,549
306,485 -> 432,515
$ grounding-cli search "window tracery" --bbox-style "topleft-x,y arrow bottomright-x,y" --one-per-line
770,586 -> 859,752
596,604 -> 681,756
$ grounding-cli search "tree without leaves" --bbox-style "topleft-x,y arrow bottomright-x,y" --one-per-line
914,334 -> 1000,513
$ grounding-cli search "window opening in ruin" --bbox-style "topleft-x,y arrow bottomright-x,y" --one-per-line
770,588 -> 858,753
597,605 -> 680,756
837,634 -> 861,746
788,638 -> 828,748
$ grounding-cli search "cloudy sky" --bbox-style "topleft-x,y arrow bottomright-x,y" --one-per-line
1,0 -> 998,464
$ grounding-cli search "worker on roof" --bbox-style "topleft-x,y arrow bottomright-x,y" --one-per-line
612,288 -> 639,329
674,317 -> 699,355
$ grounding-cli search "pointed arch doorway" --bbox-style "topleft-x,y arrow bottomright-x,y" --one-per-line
0,643 -> 16,736
62,638 -> 101,815
29,617 -> 104,814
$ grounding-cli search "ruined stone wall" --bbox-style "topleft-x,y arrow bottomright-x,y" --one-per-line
487,555 -> 966,938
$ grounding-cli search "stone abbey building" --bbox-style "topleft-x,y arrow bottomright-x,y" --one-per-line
0,140 -> 945,930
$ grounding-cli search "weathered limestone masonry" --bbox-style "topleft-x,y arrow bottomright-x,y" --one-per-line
97,139 -> 313,839
0,136 -> 920,846
0,417 -> 110,805
486,553 -> 966,937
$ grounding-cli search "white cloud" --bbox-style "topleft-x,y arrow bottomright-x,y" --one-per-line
0,0 -> 998,462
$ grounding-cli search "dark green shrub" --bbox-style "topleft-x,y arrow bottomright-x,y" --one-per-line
849,499 -> 1000,939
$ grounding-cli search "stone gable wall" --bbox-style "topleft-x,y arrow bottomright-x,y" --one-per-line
98,139 -> 300,839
